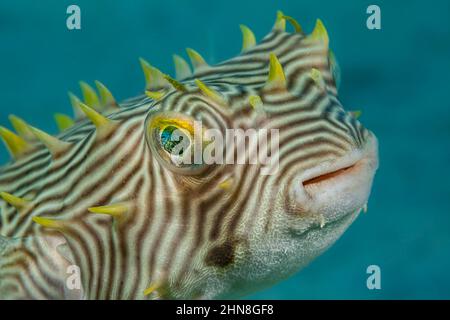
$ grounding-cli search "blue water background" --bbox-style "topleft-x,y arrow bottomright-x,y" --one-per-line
0,0 -> 449,299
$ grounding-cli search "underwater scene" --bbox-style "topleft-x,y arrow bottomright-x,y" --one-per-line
0,0 -> 449,300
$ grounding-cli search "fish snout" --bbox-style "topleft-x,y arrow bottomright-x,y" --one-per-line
289,132 -> 379,224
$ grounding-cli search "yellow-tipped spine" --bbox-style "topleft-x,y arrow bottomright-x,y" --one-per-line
0,191 -> 29,210
218,178 -> 234,190
239,24 -> 256,52
273,10 -> 286,31
139,58 -> 168,90
308,19 -> 329,49
282,15 -> 303,33
309,68 -> 326,89
32,216 -> 64,230
173,54 -> 192,80
88,203 -> 129,219
265,53 -> 286,90
0,126 -> 31,159
143,280 -> 163,297
186,48 -> 208,71
79,81 -> 101,110
145,90 -> 166,101
68,92 -> 84,119
95,80 -> 117,108
195,79 -> 225,105
80,103 -> 112,130
54,113 -> 75,132
29,126 -> 71,157
164,75 -> 187,92
249,95 -> 263,110
8,115 -> 35,141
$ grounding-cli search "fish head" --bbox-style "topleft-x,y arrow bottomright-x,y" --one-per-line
141,16 -> 378,298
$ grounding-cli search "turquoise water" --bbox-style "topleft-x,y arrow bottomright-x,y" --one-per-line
0,0 -> 449,299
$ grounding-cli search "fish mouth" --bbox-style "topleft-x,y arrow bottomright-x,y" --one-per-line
302,164 -> 357,190
289,132 -> 379,225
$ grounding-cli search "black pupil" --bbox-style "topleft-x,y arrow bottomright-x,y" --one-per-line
160,126 -> 188,155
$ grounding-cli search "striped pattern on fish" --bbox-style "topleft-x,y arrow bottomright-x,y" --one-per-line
0,11 -> 378,299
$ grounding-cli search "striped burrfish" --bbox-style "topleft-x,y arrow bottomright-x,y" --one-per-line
0,12 -> 378,299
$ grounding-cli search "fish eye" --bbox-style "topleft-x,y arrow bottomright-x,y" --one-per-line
160,125 -> 190,156
145,113 -> 208,175
158,125 -> 193,168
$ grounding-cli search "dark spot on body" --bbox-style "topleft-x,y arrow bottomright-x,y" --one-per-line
205,240 -> 236,268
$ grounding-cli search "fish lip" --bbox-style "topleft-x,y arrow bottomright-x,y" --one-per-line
300,132 -> 378,188
289,132 -> 379,221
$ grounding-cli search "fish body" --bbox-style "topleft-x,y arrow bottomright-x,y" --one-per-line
0,12 -> 378,299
